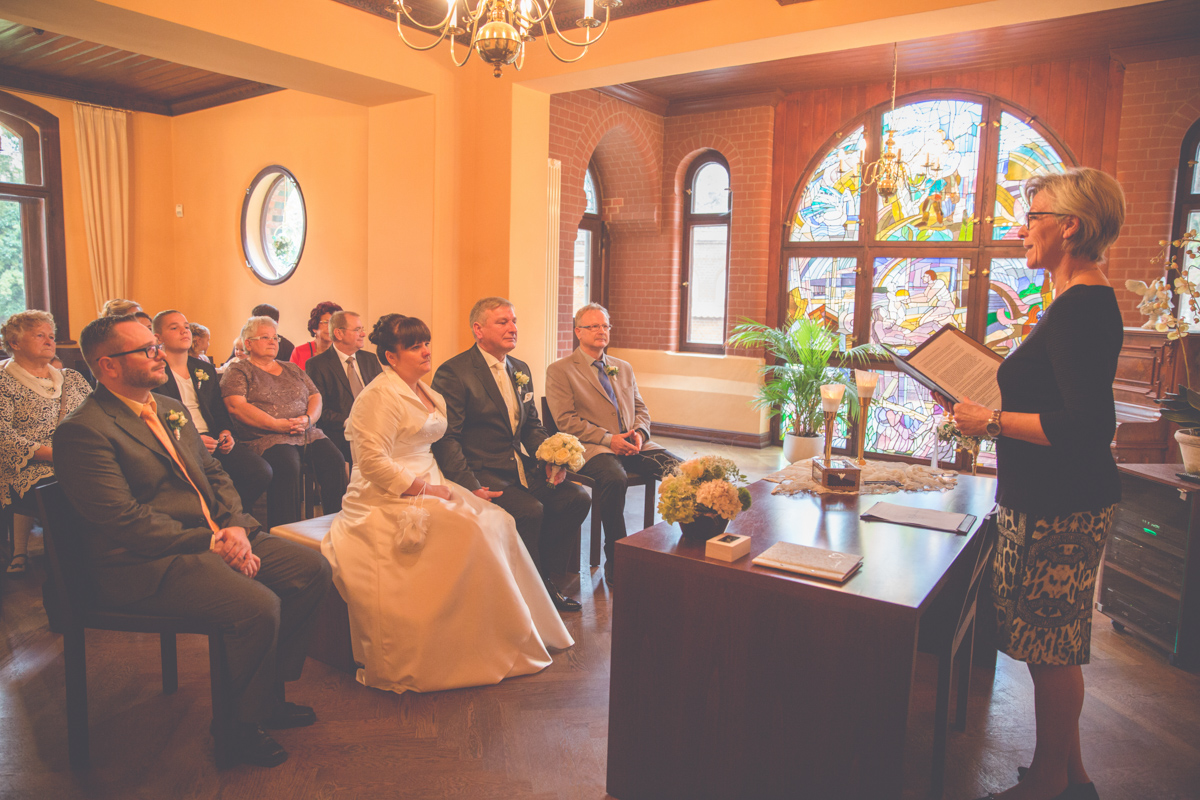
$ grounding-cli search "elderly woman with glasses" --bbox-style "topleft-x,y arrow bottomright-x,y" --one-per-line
948,168 -> 1124,800
0,311 -> 91,573
221,316 -> 346,527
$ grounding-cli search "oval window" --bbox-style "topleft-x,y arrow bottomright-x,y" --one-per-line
241,166 -> 306,284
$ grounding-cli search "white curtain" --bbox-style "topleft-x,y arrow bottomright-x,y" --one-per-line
73,104 -> 129,315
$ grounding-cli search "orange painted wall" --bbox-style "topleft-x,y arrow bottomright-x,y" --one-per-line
165,90 -> 369,352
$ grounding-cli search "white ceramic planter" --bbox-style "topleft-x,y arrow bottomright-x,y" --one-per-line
1176,427 -> 1200,474
783,432 -> 824,464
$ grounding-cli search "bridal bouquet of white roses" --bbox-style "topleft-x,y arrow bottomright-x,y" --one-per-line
535,432 -> 586,484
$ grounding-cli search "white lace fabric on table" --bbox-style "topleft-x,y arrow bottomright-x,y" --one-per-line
766,458 -> 959,496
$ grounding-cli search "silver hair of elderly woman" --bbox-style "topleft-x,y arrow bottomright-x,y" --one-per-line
1,310 -> 56,356
240,315 -> 278,343
1024,167 -> 1126,264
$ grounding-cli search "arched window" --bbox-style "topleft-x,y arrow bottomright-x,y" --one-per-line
681,152 -> 731,353
784,93 -> 1072,465
0,90 -> 68,333
573,164 -> 605,314
1173,118 -> 1200,327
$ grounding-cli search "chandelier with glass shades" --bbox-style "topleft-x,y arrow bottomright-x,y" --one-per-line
387,0 -> 622,78
862,43 -> 909,202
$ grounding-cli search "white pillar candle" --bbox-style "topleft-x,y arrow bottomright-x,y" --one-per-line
584,0 -> 595,18
854,369 -> 878,400
820,383 -> 846,412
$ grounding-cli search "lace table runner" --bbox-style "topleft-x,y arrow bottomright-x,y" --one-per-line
765,458 -> 959,496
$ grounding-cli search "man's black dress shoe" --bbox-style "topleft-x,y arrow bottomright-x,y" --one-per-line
604,560 -> 616,586
234,724 -> 289,767
544,579 -> 582,612
264,701 -> 317,730
1016,767 -> 1099,800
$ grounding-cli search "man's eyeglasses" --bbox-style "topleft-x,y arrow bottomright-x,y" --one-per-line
337,327 -> 366,334
247,335 -> 281,343
105,343 -> 164,360
577,324 -> 613,332
1023,211 -> 1069,226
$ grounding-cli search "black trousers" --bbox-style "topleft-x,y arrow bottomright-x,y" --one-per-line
121,533 -> 332,724
260,438 -> 347,527
580,449 -> 681,563
479,466 -> 590,577
214,443 -> 272,516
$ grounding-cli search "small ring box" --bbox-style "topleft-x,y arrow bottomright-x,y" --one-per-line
705,532 -> 751,562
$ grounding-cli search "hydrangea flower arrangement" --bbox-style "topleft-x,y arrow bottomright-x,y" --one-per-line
658,455 -> 752,525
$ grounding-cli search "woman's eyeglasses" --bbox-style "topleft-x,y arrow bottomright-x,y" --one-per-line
247,335 -> 281,343
1023,211 -> 1068,226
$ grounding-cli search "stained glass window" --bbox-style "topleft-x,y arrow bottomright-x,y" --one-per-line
791,126 -> 865,242
985,257 -> 1050,354
870,257 -> 968,354
692,161 -> 730,214
862,372 -> 955,460
584,167 -> 599,214
1193,141 -> 1200,195
992,113 -> 1066,240
782,93 -> 1077,467
876,100 -> 982,243
786,257 -> 856,340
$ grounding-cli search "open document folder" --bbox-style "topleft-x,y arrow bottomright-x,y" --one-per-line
882,324 -> 1003,409
860,501 -> 976,534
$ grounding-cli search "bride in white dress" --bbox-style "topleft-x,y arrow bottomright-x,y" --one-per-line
321,314 -> 573,694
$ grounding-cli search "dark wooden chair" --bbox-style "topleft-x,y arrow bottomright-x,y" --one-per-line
917,511 -> 998,798
35,481 -> 236,769
541,397 -> 657,568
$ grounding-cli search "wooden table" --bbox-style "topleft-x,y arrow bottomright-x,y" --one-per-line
606,476 -> 998,800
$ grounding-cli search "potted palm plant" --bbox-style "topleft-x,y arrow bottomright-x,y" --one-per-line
727,317 -> 875,463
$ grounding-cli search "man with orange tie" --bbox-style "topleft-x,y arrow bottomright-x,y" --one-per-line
53,315 -> 332,769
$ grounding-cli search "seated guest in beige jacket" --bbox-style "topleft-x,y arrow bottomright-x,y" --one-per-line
545,303 -> 680,584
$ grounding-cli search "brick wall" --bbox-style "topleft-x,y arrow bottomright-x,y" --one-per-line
549,91 -> 774,354
1110,55 -> 1200,327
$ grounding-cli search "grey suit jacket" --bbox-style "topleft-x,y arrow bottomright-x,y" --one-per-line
431,345 -> 548,492
544,348 -> 662,464
53,385 -> 258,607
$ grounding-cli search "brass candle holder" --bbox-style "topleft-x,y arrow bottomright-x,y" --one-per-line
856,396 -> 872,467
811,384 -> 861,492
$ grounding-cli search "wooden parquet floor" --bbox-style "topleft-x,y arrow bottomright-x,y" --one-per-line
3,439 -> 1199,799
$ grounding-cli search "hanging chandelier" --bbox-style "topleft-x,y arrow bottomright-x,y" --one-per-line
862,43 -> 909,202
388,0 -> 622,78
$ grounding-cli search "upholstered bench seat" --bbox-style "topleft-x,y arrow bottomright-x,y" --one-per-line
269,514 -> 355,675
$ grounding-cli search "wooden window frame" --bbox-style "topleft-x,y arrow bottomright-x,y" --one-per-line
680,151 -> 732,355
779,90 -> 1076,467
0,90 -> 70,339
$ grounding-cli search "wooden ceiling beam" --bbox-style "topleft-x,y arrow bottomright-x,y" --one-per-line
0,66 -> 171,113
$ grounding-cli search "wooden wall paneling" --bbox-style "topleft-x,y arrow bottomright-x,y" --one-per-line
1064,59 -> 1093,160
1047,61 -> 1071,134
1010,64 -> 1032,109
1101,58 -> 1126,175
1028,62 -> 1052,118
1082,56 -> 1110,169
993,67 -> 1013,103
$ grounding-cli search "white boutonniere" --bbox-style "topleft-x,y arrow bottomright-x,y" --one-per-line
514,371 -> 530,388
166,410 -> 188,440
194,369 -> 209,383
604,364 -> 619,378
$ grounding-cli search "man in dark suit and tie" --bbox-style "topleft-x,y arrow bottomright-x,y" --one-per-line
304,310 -> 382,463
152,309 -> 272,513
545,304 -> 680,585
432,297 -> 590,611
53,315 -> 332,768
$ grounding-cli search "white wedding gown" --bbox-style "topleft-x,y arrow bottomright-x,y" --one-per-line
321,368 -> 573,694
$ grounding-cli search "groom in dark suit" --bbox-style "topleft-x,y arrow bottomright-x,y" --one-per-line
53,315 -> 331,768
432,297 -> 590,611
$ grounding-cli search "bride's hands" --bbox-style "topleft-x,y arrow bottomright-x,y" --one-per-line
473,487 -> 503,503
427,484 -> 453,502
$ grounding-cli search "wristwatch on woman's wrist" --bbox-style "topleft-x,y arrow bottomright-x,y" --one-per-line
985,409 -> 1003,439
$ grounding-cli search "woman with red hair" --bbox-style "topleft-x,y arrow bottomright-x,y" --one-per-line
290,301 -> 342,370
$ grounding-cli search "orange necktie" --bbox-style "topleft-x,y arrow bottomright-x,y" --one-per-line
139,399 -> 220,537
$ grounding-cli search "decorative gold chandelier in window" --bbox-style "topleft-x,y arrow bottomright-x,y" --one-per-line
388,0 -> 622,78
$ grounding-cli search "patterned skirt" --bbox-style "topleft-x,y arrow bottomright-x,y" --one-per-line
992,504 -> 1116,666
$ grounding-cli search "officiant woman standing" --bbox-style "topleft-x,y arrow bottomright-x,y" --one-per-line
948,167 -> 1124,800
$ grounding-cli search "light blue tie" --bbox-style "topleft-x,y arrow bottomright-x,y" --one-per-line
593,360 -> 624,432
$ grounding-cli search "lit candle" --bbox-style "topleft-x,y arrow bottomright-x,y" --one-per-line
584,0 -> 595,18
854,370 -> 878,400
447,0 -> 456,27
820,383 -> 845,412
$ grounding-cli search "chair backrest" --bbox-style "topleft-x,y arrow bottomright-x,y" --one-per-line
35,481 -> 94,631
541,397 -> 559,436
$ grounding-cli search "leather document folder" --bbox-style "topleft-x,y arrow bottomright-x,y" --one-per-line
752,541 -> 863,583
